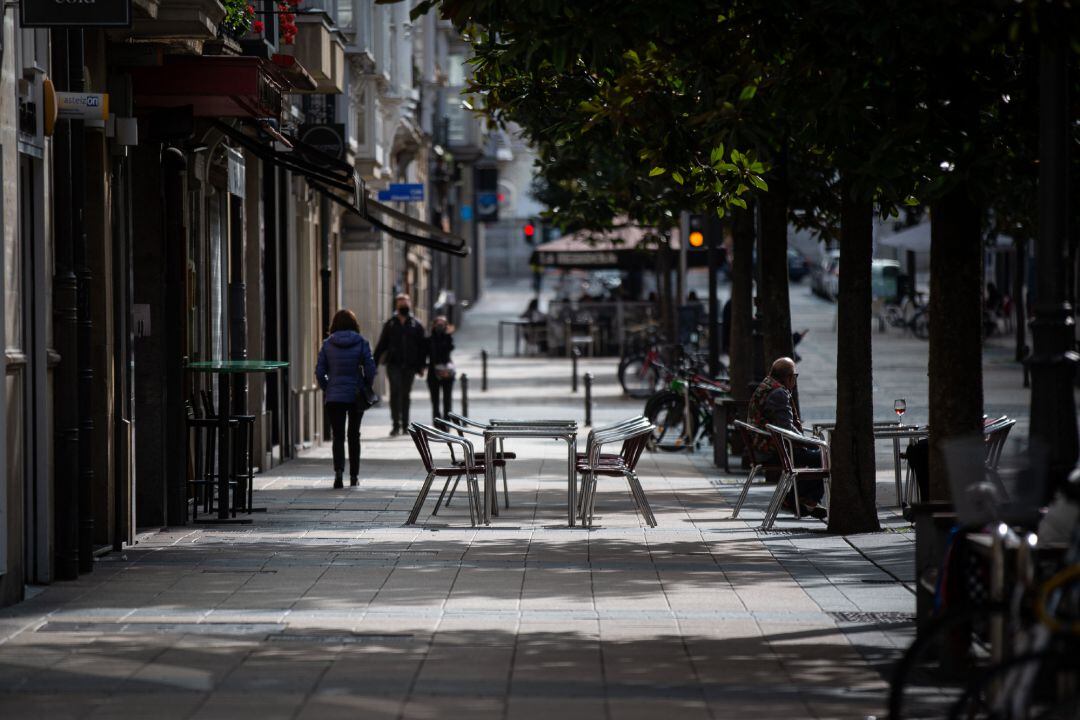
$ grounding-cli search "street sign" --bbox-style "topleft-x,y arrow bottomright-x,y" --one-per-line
460,205 -> 473,221
476,191 -> 499,223
377,183 -> 424,202
20,0 -> 132,28
56,92 -> 109,122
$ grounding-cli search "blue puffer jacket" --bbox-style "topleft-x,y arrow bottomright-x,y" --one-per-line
315,331 -> 377,404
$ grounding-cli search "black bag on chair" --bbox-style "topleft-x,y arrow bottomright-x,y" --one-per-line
356,362 -> 380,411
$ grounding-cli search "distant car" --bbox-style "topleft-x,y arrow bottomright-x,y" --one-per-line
787,249 -> 811,283
812,253 -> 902,303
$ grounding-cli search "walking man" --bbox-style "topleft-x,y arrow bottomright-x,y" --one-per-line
374,293 -> 427,436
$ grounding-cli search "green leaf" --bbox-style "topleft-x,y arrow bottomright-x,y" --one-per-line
739,85 -> 757,102
750,175 -> 769,192
671,171 -> 684,185
624,49 -> 640,65
731,197 -> 748,210
715,206 -> 726,219
904,195 -> 920,206
649,167 -> 666,177
710,144 -> 725,164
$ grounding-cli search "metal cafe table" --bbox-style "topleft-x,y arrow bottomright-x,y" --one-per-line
482,419 -> 579,526
812,420 -> 929,505
186,360 -> 289,522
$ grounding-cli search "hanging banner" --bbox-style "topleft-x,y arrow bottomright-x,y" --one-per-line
56,92 -> 109,122
20,0 -> 132,28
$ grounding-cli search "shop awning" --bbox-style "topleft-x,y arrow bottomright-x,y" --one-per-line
213,121 -> 468,257
530,226 -> 693,270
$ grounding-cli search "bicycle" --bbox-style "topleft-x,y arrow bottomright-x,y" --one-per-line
887,468 -> 1080,719
643,365 -> 730,452
884,291 -> 930,340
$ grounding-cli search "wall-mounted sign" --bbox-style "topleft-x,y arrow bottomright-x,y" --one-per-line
56,92 -> 109,122
377,183 -> 424,202
299,124 -> 346,163
20,0 -> 132,28
476,191 -> 499,223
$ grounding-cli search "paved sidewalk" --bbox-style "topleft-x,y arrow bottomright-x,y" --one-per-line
0,279 -> 933,720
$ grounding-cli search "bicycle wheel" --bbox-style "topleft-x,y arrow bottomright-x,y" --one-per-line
619,355 -> 658,397
912,311 -> 930,340
889,604 -> 1005,720
644,391 -> 687,451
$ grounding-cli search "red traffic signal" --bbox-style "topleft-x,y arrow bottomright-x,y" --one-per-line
524,223 -> 536,244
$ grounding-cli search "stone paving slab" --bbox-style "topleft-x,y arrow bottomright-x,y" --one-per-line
4,277 -> 1032,719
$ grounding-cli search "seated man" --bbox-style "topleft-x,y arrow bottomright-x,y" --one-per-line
747,357 -> 827,519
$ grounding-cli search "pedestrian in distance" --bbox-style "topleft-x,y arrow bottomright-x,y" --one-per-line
426,315 -> 456,421
316,309 -> 376,489
373,293 -> 427,436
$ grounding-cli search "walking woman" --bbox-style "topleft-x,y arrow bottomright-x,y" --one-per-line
426,315 -> 455,420
316,309 -> 376,488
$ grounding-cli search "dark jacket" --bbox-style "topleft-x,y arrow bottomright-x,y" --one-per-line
746,376 -> 802,452
426,330 -> 454,370
373,314 -> 427,372
316,330 -> 376,404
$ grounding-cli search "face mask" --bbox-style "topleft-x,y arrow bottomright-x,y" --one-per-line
397,306 -> 410,317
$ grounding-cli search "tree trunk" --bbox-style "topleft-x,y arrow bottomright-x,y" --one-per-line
927,186 -> 984,501
729,209 -> 755,401
757,157 -> 795,365
1013,235 -> 1027,362
827,180 -> 880,534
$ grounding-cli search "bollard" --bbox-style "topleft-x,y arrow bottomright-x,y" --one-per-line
460,373 -> 469,417
571,347 -> 580,393
481,349 -> 488,392
584,373 -> 593,426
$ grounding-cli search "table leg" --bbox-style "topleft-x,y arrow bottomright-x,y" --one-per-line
893,437 -> 903,506
514,324 -> 521,357
217,373 -> 232,520
567,435 -> 576,527
484,436 -> 494,525
498,323 -> 504,357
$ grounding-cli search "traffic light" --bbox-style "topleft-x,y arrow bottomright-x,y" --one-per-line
687,213 -> 705,248
523,222 -> 536,244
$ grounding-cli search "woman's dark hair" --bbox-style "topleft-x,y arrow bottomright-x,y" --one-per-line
329,309 -> 361,335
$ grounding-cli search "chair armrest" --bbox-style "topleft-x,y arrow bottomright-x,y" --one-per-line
446,412 -> 489,430
765,424 -> 829,450
435,419 -> 485,437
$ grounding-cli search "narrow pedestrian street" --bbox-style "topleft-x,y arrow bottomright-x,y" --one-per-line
0,278 -> 1003,720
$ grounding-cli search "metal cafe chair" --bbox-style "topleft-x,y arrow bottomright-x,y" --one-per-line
761,424 -> 832,530
406,423 -> 484,526
577,422 -> 657,528
731,420 -> 785,519
433,417 -> 512,512
575,416 -> 651,516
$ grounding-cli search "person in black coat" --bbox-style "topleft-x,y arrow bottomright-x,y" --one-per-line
373,293 -> 427,435
426,316 -> 455,420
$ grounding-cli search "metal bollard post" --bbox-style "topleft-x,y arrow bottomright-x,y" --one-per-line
460,373 -> 469,417
481,349 -> 488,392
584,373 -> 593,426
571,347 -> 580,393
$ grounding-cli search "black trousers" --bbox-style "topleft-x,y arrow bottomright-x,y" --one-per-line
387,365 -> 416,429
427,374 -> 453,420
326,400 -> 364,477
762,446 -> 825,505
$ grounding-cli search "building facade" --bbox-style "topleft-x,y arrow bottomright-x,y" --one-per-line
0,0 -> 485,608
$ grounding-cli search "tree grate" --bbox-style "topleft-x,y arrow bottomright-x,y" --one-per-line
828,611 -> 914,625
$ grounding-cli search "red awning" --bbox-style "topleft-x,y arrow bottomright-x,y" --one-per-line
132,55 -> 310,119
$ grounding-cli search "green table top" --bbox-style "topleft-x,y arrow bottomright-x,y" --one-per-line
186,360 -> 289,373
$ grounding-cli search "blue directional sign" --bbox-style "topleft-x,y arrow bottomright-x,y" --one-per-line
377,183 -> 424,202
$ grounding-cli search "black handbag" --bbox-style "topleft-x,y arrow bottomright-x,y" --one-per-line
356,359 -> 380,411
